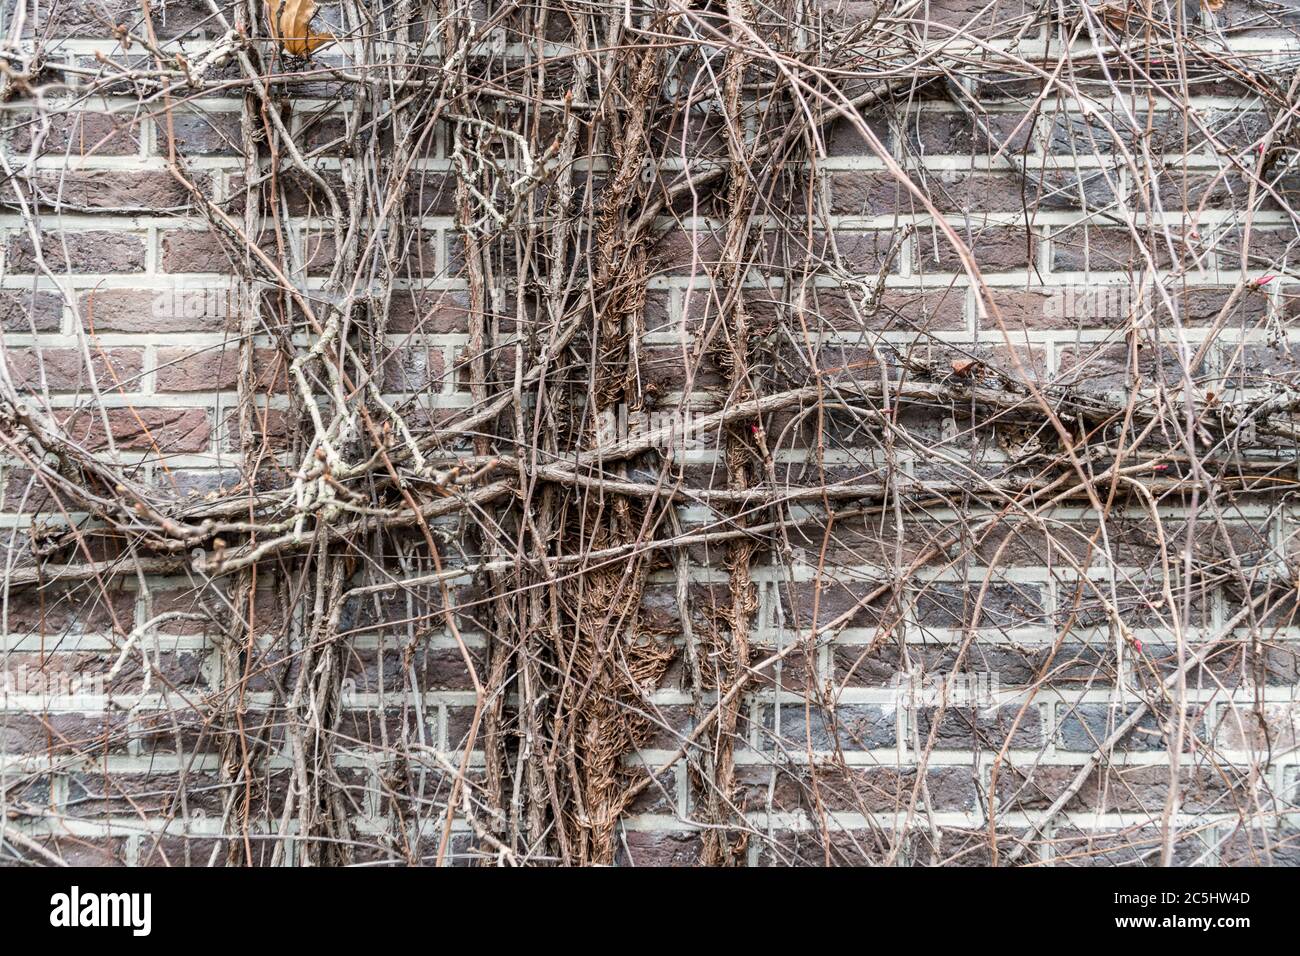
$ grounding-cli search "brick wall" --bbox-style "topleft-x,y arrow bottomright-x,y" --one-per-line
1,0 -> 1299,866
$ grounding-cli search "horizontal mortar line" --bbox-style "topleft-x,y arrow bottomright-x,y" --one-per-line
6,152 -> 1218,175
12,819 -> 469,841
9,810 -> 1272,836
7,681 -> 1294,715
746,566 -> 1133,584
716,750 -> 1299,769
2,453 -> 242,468
654,211 -> 1299,229
0,334 -> 306,347
26,33 -> 1300,54
31,392 -> 290,407
1,270 -> 1280,295
5,748 -> 1294,777
648,272 -> 1293,289
3,204 -> 1295,232
0,277 -> 471,292
618,810 -> 1294,830
751,685 -> 1300,705
0,630 -> 481,652
0,147 -> 1245,179
18,156 -> 204,171
1,93 -> 1273,123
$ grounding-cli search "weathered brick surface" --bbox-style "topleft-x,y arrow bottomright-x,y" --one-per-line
761,702 -> 897,751
8,110 -> 143,156
0,289 -> 62,331
5,347 -> 143,390
27,170 -> 203,211
2,8 -> 1298,869
80,287 -> 236,333
7,230 -> 147,273
161,113 -> 243,155
57,407 -> 211,452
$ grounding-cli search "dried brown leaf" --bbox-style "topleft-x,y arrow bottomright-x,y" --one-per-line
270,0 -> 333,57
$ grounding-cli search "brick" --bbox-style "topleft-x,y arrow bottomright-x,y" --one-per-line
278,170 -> 347,217
651,229 -> 724,276
913,581 -> 1046,630
64,770 -> 226,818
616,830 -> 702,866
981,286 -> 1117,331
833,641 -> 1070,691
905,110 -> 1033,155
33,836 -> 130,866
801,285 -> 966,332
344,645 -> 484,693
757,828 -> 895,866
797,230 -> 904,275
58,406 -> 211,453
221,406 -> 295,453
1056,342 -> 1204,392
750,645 -> 817,690
338,708 -> 427,752
155,346 -> 235,391
924,171 -> 1030,215
1235,343 -> 1300,382
1217,827 -> 1300,866
160,230 -> 233,273
0,289 -> 63,331
3,585 -> 134,636
1034,167 -> 1120,211
996,763 -> 1234,814
29,170 -> 203,212
778,578 -> 897,629
909,827 -> 1033,867
738,763 -> 977,813
1206,110 -> 1270,155
1057,704 -> 1179,753
454,342 -> 521,392
300,114 -> 351,156
394,233 -> 441,277
26,0 -> 239,39
160,112 -> 243,156
80,287 -> 236,333
1,712 -> 131,756
1148,169 -> 1253,213
8,110 -> 143,157
379,344 -> 448,392
829,170 -> 903,213
1051,828 -> 1209,867
134,708 -> 222,755
824,110 -> 893,156
404,172 -> 459,216
916,704 -> 1042,749
917,225 -> 1036,273
347,578 -> 494,635
5,347 -> 143,391
140,834 -> 270,867
1210,703 -> 1299,750
922,0 -> 1032,33
628,770 -> 677,815
389,289 -> 473,333
7,231 -> 146,274
1056,578 -> 1213,631
1050,225 -> 1184,272
1048,111 -> 1193,156
760,702 -> 896,751
1213,227 -> 1294,267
